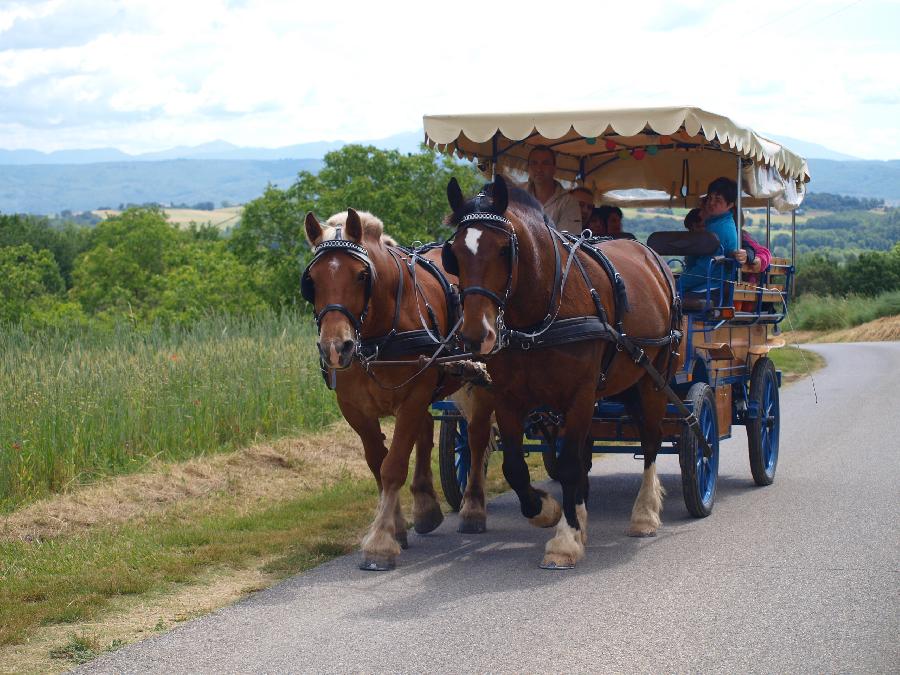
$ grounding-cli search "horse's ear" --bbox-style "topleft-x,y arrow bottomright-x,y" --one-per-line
305,212 -> 323,246
345,208 -> 363,241
447,177 -> 464,212
492,175 -> 509,215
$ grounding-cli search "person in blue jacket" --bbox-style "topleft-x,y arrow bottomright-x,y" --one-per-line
679,177 -> 739,294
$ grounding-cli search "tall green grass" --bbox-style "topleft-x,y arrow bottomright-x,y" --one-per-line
791,290 -> 900,331
0,313 -> 339,510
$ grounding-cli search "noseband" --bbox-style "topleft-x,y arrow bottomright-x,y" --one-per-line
300,227 -> 374,337
444,211 -> 518,311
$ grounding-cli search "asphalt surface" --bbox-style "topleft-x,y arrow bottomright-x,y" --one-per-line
81,342 -> 899,674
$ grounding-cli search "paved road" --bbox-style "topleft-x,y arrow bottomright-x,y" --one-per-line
82,342 -> 899,674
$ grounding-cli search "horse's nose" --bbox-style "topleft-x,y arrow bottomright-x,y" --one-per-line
463,337 -> 483,354
318,338 -> 356,369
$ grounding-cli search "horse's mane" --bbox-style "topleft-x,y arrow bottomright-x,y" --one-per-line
324,211 -> 398,246
447,179 -> 544,228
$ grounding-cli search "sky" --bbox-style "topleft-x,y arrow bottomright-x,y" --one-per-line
1,0 -> 899,159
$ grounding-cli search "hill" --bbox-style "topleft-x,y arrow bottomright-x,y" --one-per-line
0,159 -> 322,214
806,159 -> 900,204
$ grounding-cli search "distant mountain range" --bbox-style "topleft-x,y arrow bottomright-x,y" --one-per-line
1,131 -> 897,215
0,131 -> 424,166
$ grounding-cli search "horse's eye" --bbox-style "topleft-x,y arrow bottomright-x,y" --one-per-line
500,246 -> 512,258
357,270 -> 369,282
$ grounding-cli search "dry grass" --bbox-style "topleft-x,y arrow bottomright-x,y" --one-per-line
0,563 -> 277,675
781,314 -> 900,344
1,420 -> 371,543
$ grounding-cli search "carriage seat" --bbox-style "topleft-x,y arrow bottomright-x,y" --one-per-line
648,231 -> 724,313
647,230 -> 720,256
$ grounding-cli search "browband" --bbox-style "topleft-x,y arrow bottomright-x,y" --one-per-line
458,212 -> 511,226
312,238 -> 369,257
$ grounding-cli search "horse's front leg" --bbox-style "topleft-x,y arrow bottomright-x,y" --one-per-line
339,398 -> 387,490
541,389 -> 594,569
625,380 -> 667,537
495,403 -> 561,528
454,385 -> 494,533
360,396 -> 429,571
410,413 -> 444,535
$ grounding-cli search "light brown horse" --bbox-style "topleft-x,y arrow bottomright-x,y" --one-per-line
303,208 -> 493,570
444,177 -> 680,568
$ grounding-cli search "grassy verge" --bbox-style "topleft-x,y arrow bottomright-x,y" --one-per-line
768,345 -> 825,383
0,433 -> 546,657
790,291 -> 900,331
0,313 -> 339,510
0,477 -> 378,647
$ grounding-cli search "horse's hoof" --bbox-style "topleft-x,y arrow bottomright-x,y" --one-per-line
626,525 -> 658,538
359,557 -> 395,572
539,556 -> 576,570
394,528 -> 409,549
457,518 -> 487,534
413,504 -> 444,534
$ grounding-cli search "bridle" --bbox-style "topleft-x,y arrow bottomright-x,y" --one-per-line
300,226 -> 374,340
444,210 -> 519,312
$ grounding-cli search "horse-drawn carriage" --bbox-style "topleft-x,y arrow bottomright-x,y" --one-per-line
302,106 -> 809,570
427,107 -> 809,519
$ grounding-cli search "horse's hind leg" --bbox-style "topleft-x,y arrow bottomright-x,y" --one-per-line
624,381 -> 667,537
410,413 -> 444,535
456,385 -> 493,534
496,404 -> 561,528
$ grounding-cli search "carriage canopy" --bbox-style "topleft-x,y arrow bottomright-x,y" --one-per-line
423,106 -> 810,210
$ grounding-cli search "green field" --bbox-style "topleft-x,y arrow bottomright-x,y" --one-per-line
0,313 -> 339,510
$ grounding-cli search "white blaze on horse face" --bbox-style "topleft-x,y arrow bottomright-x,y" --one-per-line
464,228 -> 482,255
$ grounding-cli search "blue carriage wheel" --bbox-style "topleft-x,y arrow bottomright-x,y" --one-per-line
438,416 -> 469,512
747,357 -> 780,486
678,382 -> 720,518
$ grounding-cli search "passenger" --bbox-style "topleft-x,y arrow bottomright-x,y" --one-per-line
590,205 -> 634,239
684,204 -> 770,308
678,177 -> 739,294
569,187 -> 595,228
525,145 -> 582,231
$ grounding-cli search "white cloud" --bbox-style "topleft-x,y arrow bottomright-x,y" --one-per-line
0,0 -> 897,159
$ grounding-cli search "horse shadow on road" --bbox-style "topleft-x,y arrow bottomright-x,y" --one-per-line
298,462 -> 765,624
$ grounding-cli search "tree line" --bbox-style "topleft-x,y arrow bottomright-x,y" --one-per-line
1,145 -> 480,329
2,145 -> 897,330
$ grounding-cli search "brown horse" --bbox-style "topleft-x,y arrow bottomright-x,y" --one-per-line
303,208 -> 493,570
444,176 -> 680,568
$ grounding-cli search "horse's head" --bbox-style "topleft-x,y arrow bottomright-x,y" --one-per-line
444,176 -> 514,355
303,208 -> 383,370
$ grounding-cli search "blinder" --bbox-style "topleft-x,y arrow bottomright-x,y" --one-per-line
441,240 -> 459,276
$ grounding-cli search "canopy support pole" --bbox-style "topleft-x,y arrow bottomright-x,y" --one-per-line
791,210 -> 797,299
766,199 -> 771,249
491,136 -> 498,180
736,156 -> 743,284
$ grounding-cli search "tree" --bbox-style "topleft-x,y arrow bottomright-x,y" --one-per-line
0,244 -> 65,323
0,214 -> 91,288
71,208 -> 179,315
70,207 -> 266,326
228,144 -> 481,308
